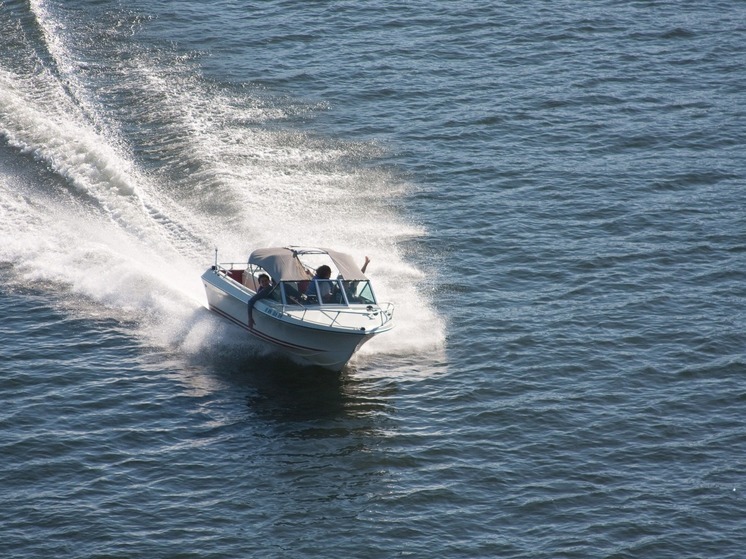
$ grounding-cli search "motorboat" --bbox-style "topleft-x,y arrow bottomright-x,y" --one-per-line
201,246 -> 395,371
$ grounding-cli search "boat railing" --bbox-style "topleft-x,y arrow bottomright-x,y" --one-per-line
213,262 -> 260,292
213,262 -> 246,272
281,301 -> 395,331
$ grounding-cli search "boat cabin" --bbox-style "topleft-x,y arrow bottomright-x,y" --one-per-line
222,246 -> 380,308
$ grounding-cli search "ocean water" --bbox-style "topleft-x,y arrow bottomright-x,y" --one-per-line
1,0 -> 744,557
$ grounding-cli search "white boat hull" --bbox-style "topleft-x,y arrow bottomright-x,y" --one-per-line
201,267 -> 391,371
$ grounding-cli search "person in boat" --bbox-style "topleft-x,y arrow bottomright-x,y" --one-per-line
248,273 -> 273,329
307,264 -> 334,303
305,257 -> 371,304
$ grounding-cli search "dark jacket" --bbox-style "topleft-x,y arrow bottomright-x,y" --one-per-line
248,284 -> 274,325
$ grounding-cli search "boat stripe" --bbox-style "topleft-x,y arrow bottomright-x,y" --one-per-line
208,305 -> 327,352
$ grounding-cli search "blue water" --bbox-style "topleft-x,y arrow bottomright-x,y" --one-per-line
1,1 -> 745,557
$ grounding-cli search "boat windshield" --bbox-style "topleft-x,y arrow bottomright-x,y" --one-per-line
341,280 -> 376,305
280,279 -> 377,306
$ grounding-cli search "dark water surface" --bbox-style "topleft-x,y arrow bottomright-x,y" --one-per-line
1,1 -> 745,557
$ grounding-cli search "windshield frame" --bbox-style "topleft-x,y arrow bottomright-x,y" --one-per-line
279,279 -> 378,307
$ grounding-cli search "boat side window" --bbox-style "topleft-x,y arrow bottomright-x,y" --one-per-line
267,284 -> 282,302
281,282 -> 304,305
342,280 -> 376,305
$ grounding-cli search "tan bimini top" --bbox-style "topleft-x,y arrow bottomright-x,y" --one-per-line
248,246 -> 368,282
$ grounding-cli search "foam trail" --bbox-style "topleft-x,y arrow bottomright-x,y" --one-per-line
28,0 -> 110,134
0,64 -> 212,350
0,2 -> 446,364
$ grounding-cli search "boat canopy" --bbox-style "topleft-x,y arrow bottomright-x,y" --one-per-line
248,247 -> 368,282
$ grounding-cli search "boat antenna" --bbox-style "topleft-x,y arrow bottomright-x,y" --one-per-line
214,247 -> 218,267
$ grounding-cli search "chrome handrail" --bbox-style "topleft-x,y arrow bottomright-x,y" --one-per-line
280,302 -> 394,330
214,261 -> 246,272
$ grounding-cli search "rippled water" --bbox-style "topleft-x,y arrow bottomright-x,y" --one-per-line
1,0 -> 745,557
